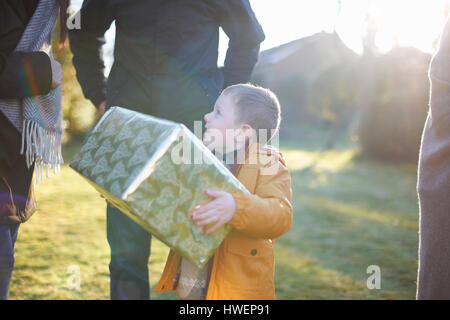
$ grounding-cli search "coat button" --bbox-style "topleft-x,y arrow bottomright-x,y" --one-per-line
251,249 -> 257,256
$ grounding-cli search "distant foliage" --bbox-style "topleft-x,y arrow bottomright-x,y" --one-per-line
52,21 -> 98,142
357,47 -> 431,162
251,32 -> 361,131
251,33 -> 432,162
272,73 -> 309,123
310,63 -> 360,125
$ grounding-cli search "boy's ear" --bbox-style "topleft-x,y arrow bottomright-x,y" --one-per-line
234,124 -> 255,146
240,123 -> 256,140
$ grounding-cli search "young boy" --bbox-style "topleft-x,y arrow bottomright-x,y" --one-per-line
154,83 -> 293,300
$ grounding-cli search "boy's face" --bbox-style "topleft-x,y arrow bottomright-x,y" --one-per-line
203,92 -> 240,153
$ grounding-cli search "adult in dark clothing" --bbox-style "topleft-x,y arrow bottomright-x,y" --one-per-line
0,0 -> 66,300
69,0 -> 265,300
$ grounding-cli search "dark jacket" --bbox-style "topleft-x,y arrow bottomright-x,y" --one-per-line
69,0 -> 265,130
0,0 -> 49,225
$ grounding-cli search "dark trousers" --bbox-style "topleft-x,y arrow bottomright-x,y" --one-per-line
0,223 -> 19,300
107,204 -> 152,300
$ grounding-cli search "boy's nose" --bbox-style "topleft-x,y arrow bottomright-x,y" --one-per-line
204,112 -> 211,122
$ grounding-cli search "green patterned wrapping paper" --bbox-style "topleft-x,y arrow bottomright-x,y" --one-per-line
70,106 -> 249,268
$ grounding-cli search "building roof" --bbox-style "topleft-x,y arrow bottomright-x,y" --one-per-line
257,31 -> 356,66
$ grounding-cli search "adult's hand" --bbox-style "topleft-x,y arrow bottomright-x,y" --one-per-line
98,101 -> 106,115
50,58 -> 62,89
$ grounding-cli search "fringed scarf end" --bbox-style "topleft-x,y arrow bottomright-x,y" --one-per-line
20,119 -> 64,186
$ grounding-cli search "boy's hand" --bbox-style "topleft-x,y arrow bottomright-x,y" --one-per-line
191,189 -> 236,234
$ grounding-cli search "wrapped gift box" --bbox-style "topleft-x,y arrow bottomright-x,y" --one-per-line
70,106 -> 249,268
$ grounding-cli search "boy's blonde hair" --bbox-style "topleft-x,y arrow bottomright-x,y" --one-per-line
223,83 -> 281,142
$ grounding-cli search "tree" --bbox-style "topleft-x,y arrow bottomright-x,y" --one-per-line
52,17 -> 98,143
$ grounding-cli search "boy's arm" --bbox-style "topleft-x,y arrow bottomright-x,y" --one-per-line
230,157 -> 293,239
68,0 -> 114,109
218,0 -> 265,88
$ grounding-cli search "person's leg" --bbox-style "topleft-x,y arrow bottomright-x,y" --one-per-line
107,204 -> 152,300
0,223 -> 19,300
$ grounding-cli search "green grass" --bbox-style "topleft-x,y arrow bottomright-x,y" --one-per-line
9,129 -> 419,299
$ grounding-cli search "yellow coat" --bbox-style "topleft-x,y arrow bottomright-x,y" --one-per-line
154,143 -> 293,299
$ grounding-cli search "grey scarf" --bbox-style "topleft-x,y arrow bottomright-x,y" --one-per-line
0,0 -> 64,184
